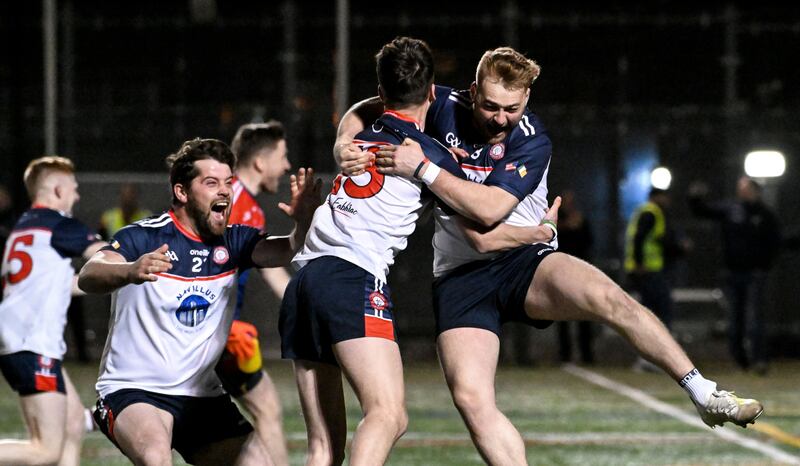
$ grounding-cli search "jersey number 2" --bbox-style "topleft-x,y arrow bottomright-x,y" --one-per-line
5,234 -> 34,284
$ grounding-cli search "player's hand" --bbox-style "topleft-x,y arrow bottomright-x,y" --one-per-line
279,168 -> 322,226
227,320 -> 258,362
128,244 -> 172,284
543,196 -> 561,225
375,138 -> 427,179
338,143 -> 372,177
448,146 -> 470,161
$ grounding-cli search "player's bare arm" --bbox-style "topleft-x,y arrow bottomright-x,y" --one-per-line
376,138 -> 519,226
78,244 -> 172,294
459,196 -> 561,253
335,97 -> 384,176
251,167 -> 322,268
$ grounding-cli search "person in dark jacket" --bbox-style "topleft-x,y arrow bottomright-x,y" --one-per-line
688,176 -> 781,374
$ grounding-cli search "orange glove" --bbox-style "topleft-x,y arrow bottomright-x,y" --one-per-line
226,320 -> 262,373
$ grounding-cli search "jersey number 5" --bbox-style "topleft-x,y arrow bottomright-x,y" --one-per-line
5,234 -> 34,284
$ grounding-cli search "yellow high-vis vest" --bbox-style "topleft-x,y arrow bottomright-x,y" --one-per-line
624,201 -> 665,272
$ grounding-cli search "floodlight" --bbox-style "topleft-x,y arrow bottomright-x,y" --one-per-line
744,150 -> 785,178
650,166 -> 672,190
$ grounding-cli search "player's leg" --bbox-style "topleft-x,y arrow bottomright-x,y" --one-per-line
57,370 -> 84,466
111,403 -> 174,466
293,359 -> 347,466
437,327 -> 526,466
525,252 -> 694,379
191,434 -> 270,466
333,337 -> 407,466
0,392 -> 66,465
237,373 -> 288,466
525,252 -> 763,427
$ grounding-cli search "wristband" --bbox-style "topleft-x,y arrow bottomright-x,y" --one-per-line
420,162 -> 441,186
413,157 -> 430,179
541,220 -> 558,242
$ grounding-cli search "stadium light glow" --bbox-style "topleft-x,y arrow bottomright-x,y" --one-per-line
744,150 -> 785,178
650,166 -> 672,190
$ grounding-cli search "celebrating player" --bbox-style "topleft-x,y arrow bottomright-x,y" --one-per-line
215,121 -> 293,465
78,138 -> 320,466
0,156 -> 105,466
337,46 -> 764,464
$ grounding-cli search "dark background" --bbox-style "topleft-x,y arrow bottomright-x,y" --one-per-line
2,1 -> 799,363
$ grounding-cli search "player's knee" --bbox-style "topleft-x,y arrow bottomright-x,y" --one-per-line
64,409 -> 86,443
369,404 -> 407,440
594,283 -> 639,326
136,446 -> 173,466
25,440 -> 62,466
451,385 -> 493,418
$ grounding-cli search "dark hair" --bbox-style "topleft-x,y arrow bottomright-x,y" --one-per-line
230,120 -> 286,167
165,138 -> 236,202
375,36 -> 435,107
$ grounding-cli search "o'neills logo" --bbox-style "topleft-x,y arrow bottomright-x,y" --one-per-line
212,246 -> 229,265
369,291 -> 388,311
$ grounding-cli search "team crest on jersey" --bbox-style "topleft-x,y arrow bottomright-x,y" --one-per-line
369,291 -> 388,311
175,294 -> 211,327
212,246 -> 229,265
489,143 -> 505,160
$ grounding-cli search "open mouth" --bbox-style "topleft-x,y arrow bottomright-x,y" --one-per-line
210,200 -> 229,221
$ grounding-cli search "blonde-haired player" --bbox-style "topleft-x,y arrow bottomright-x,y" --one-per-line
0,156 -> 105,466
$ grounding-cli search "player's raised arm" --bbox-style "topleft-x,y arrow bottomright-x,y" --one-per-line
251,168 -> 322,268
335,96 -> 383,176
376,139 -> 519,226
78,244 -> 172,294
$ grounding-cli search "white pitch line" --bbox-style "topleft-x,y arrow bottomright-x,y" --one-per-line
562,363 -> 800,465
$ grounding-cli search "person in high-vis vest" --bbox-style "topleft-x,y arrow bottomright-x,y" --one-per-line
625,188 -> 676,329
98,183 -> 151,239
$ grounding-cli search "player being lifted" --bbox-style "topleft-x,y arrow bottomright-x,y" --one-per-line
78,139 -> 320,466
214,121 -> 293,466
280,37 -> 555,466
0,156 -> 106,466
337,45 -> 764,465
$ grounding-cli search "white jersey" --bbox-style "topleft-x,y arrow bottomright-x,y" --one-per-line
95,211 -> 262,397
293,112 -> 463,282
0,207 -> 99,359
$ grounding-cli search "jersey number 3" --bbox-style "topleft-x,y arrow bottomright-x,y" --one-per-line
4,234 -> 34,285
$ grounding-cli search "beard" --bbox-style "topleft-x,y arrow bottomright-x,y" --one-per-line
186,197 -> 228,239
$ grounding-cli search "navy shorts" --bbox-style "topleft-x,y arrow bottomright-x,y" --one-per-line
93,389 -> 253,464
433,243 -> 557,336
0,351 -> 66,395
280,256 -> 397,366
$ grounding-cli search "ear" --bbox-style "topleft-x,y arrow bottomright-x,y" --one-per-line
524,88 -> 531,106
173,183 -> 189,204
469,82 -> 477,102
428,83 -> 436,102
54,184 -> 62,199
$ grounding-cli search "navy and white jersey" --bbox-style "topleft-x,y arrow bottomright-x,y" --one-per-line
0,207 -> 100,359
95,211 -> 262,398
425,85 -> 556,276
294,111 -> 465,282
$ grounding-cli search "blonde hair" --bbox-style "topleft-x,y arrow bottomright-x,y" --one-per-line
475,47 -> 541,90
23,156 -> 75,198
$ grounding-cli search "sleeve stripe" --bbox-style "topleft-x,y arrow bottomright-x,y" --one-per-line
518,115 -> 536,137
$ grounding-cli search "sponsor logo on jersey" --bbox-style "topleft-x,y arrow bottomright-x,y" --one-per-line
331,197 -> 358,216
445,132 -> 461,147
175,294 -> 211,327
166,250 -> 179,261
212,246 -> 229,265
190,249 -> 209,257
489,143 -> 505,160
469,147 -> 484,160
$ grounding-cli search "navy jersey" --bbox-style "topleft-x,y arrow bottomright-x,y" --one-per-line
96,211 -> 263,397
425,85 -> 556,275
0,207 -> 100,359
294,111 -> 465,282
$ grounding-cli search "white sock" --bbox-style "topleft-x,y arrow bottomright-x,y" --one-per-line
679,368 -> 717,407
84,408 -> 96,433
